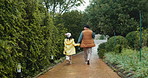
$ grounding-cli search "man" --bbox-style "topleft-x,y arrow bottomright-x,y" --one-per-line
78,25 -> 95,65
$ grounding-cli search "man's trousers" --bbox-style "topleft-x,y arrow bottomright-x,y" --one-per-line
83,47 -> 92,62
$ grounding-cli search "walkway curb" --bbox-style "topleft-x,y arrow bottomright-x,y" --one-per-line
33,57 -> 65,78
104,61 -> 133,78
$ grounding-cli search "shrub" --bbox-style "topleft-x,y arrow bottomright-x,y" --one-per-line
0,40 -> 15,78
99,35 -> 105,40
126,30 -> 148,49
105,36 -> 128,53
114,44 -> 122,53
98,42 -> 107,58
126,31 -> 139,49
143,29 -> 148,46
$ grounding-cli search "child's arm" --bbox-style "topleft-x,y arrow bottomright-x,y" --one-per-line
72,39 -> 80,46
74,43 -> 80,46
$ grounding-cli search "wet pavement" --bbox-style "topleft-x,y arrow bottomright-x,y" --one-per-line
38,40 -> 120,78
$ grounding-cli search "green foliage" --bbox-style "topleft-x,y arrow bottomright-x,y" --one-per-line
99,35 -> 105,40
98,36 -> 128,58
126,31 -> 140,49
40,0 -> 84,16
143,29 -> 148,46
61,10 -> 84,40
126,30 -> 148,49
0,40 -> 15,78
98,42 -> 107,58
84,0 -> 148,36
0,0 -> 66,77
104,47 -> 148,78
106,36 -> 128,53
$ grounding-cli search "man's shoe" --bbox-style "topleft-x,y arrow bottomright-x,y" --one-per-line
87,60 -> 90,65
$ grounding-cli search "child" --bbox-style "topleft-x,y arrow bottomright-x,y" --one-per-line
63,33 -> 80,64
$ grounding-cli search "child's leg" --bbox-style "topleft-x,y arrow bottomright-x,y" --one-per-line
66,55 -> 71,64
69,55 -> 72,60
69,55 -> 72,64
66,55 -> 69,64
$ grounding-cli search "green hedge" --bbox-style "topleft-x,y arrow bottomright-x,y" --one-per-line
97,36 -> 128,58
126,31 -> 139,49
143,29 -> 148,46
126,30 -> 148,50
105,36 -> 128,53
0,0 -> 66,78
98,42 -> 107,58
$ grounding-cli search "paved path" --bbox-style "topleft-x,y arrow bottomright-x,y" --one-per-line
38,40 -> 120,78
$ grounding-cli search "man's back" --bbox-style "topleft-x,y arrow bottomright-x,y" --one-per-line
82,29 -> 93,40
80,29 -> 95,48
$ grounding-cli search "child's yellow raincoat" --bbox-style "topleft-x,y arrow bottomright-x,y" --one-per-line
63,38 -> 80,55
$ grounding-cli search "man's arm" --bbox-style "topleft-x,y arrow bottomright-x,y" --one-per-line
77,32 -> 83,43
92,32 -> 95,39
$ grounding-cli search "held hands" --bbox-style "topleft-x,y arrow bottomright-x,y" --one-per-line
75,43 -> 80,46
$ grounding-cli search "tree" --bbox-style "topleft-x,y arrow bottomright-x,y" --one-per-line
40,0 -> 84,17
62,10 -> 84,40
84,0 -> 148,36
